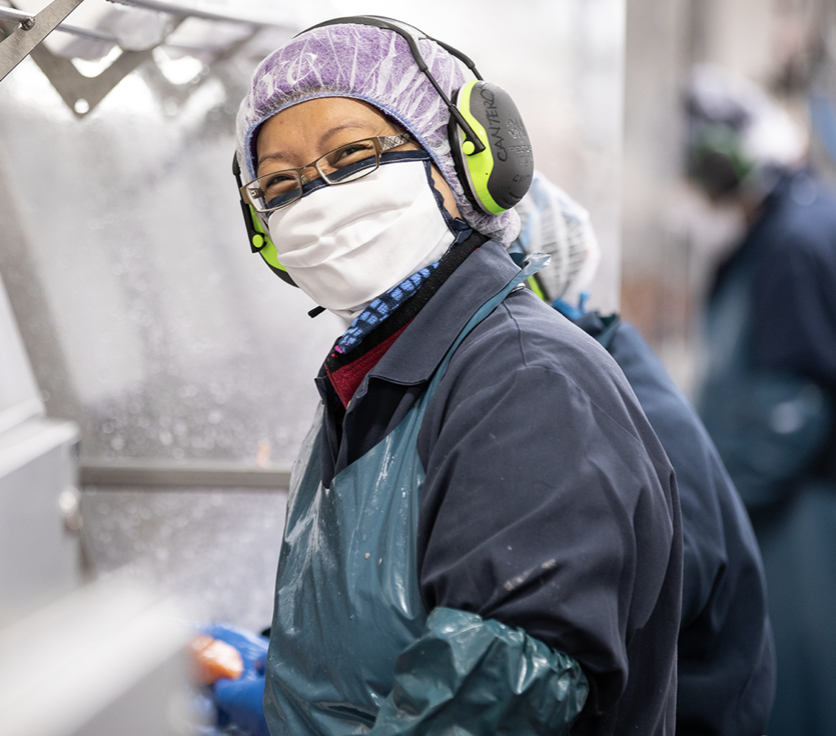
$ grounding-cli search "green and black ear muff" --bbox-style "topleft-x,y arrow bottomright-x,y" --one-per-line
449,80 -> 534,214
232,154 -> 297,287
301,15 -> 534,216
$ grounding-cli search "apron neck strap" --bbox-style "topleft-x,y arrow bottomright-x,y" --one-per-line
425,253 -> 549,397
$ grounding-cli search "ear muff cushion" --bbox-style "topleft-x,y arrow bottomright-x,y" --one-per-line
449,81 -> 534,214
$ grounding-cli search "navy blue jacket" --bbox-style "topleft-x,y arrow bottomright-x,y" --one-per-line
315,240 -> 683,736
701,170 -> 836,736
711,170 -> 836,483
578,313 -> 776,735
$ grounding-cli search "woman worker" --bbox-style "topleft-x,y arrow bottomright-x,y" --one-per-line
231,16 -> 682,736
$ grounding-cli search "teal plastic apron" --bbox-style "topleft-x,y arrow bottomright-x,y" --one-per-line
264,255 -> 585,735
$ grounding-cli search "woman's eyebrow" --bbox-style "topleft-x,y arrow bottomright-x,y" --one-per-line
256,119 -> 381,171
317,119 -> 378,149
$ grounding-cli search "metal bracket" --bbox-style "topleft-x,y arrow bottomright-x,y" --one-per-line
1,5 -> 187,119
27,39 -> 155,117
0,0 -> 87,83
1,0 -> 292,117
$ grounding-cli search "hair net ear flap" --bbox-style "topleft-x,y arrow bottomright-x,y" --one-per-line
512,171 -> 600,305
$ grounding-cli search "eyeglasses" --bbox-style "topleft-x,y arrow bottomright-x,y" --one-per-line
240,133 -> 412,214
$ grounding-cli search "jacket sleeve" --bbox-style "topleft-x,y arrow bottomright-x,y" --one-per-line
415,296 -> 681,728
368,607 -> 588,736
608,321 -> 776,735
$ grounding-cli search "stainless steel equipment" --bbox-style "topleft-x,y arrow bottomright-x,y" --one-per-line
0,272 -> 192,736
0,0 -> 87,83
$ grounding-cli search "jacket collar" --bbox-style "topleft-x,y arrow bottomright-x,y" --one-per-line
358,239 -> 520,390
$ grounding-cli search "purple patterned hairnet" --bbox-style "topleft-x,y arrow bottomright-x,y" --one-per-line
235,21 -> 520,244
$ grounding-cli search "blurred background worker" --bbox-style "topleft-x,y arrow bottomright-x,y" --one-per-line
686,65 -> 836,736
513,172 -> 776,736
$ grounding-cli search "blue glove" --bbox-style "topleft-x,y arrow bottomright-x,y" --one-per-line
215,676 -> 269,736
199,623 -> 270,736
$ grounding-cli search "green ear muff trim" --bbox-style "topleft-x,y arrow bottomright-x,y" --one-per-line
458,81 -> 503,215
247,206 -> 287,273
233,152 -> 296,287
527,274 -> 546,301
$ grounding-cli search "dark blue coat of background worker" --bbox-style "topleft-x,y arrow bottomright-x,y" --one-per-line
219,15 -> 682,736
687,64 -> 836,736
511,171 -> 776,736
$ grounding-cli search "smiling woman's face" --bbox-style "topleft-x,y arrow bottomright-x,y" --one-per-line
255,97 -> 460,218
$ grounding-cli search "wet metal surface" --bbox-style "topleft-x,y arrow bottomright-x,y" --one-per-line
80,487 -> 287,630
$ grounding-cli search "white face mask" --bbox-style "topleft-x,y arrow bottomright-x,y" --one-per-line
267,156 -> 457,323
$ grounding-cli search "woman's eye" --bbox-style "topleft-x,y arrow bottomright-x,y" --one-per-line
263,173 -> 296,193
338,145 -> 363,158
332,143 -> 374,167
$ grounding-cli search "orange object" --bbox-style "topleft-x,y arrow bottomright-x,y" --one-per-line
189,634 -> 244,685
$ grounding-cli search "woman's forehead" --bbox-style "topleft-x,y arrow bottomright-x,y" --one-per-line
269,98 -> 389,132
